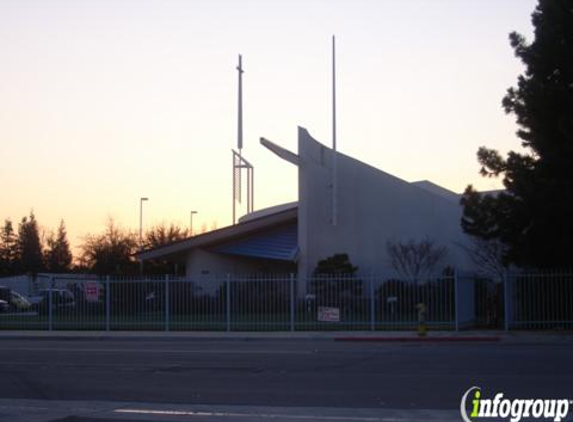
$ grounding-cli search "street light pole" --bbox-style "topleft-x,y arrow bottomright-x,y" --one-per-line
139,197 -> 148,250
190,210 -> 198,236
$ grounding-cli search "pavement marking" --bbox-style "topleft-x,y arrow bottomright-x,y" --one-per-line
0,399 -> 463,422
0,346 -> 313,355
115,408 -> 409,421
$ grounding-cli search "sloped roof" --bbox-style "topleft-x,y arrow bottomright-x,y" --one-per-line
137,206 -> 297,262
211,223 -> 298,261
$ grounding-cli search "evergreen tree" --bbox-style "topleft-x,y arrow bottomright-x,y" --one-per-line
17,211 -> 45,274
45,220 -> 73,273
461,0 -> 573,267
0,219 -> 18,276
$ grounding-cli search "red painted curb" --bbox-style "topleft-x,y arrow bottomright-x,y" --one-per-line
334,336 -> 501,342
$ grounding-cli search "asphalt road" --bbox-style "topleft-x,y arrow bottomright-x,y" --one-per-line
0,338 -> 572,421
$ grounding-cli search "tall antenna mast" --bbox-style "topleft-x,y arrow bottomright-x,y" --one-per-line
237,54 -> 243,153
331,35 -> 338,226
232,54 -> 254,224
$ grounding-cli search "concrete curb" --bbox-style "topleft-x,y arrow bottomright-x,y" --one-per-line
0,334 -> 337,342
0,330 -> 504,342
0,330 -> 570,343
0,330 -> 504,343
334,336 -> 501,342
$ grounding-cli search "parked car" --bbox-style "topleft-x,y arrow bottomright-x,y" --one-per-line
0,286 -> 31,312
0,286 -> 10,303
29,289 -> 75,314
10,290 -> 31,311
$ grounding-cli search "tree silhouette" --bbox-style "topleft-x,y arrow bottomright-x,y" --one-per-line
143,223 -> 188,250
45,220 -> 73,273
461,0 -> 573,267
80,219 -> 138,275
17,211 -> 44,274
0,219 -> 17,276
143,223 -> 189,275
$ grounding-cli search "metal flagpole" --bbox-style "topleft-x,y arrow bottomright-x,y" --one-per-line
231,54 -> 254,224
237,54 -> 243,153
233,55 -> 244,225
332,35 -> 338,226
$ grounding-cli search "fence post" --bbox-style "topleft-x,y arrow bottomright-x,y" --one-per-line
504,271 -> 511,332
226,274 -> 231,332
48,276 -> 54,331
165,274 -> 170,332
370,274 -> 375,331
290,273 -> 295,332
105,276 -> 110,331
454,270 -> 459,332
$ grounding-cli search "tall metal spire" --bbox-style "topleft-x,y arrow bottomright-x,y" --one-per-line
232,54 -> 253,225
331,35 -> 338,226
237,54 -> 244,152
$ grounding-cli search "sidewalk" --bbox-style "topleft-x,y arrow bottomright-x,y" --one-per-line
0,329 -> 571,343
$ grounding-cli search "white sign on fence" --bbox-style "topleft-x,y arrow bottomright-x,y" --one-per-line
85,282 -> 100,302
318,306 -> 340,322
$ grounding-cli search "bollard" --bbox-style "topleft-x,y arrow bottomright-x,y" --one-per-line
416,303 -> 427,336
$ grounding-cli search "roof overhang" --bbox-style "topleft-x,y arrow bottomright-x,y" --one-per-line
212,223 -> 298,261
137,206 -> 298,262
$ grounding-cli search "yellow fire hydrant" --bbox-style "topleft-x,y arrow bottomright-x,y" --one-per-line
416,303 -> 427,336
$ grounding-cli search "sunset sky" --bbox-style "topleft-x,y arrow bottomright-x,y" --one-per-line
0,0 -> 536,253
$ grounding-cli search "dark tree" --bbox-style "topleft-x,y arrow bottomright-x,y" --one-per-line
313,253 -> 358,276
143,223 -> 188,250
143,223 -> 189,275
0,219 -> 18,276
80,219 -> 138,275
457,237 -> 507,280
461,0 -> 573,268
45,220 -> 73,273
17,211 -> 44,274
311,254 -> 362,304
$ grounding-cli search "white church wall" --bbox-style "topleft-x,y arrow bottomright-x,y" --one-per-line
297,127 -> 474,289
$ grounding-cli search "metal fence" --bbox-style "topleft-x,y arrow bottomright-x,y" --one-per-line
0,274 -> 457,331
506,271 -> 573,330
1,271 -> 571,331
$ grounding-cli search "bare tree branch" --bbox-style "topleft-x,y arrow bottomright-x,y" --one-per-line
386,238 -> 448,282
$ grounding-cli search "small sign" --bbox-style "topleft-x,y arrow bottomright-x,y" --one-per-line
318,306 -> 340,322
85,282 -> 99,302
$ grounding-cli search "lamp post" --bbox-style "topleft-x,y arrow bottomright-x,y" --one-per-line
190,210 -> 198,236
139,197 -> 148,250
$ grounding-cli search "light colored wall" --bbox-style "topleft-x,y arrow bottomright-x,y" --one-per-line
184,248 -> 295,294
297,127 -> 474,291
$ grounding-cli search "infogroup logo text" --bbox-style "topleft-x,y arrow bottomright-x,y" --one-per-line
460,386 -> 571,422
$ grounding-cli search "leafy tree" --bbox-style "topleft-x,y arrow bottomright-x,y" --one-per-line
461,0 -> 573,268
143,223 -> 188,250
143,223 -> 189,275
45,220 -> 73,273
17,211 -> 44,274
313,253 -> 358,276
311,254 -> 362,305
80,219 -> 138,275
0,219 -> 18,276
386,238 -> 448,282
